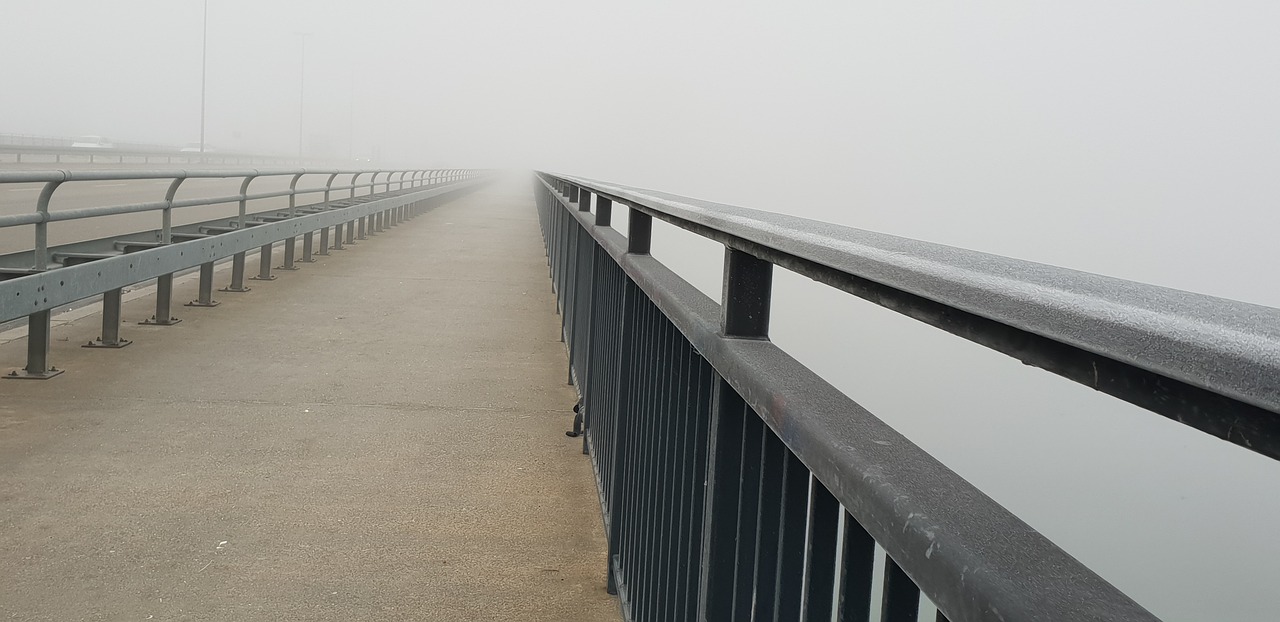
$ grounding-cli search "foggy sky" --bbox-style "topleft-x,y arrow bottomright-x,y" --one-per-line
3,2 -> 1278,621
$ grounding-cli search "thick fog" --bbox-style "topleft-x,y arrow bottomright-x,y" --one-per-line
3,2 -> 1278,620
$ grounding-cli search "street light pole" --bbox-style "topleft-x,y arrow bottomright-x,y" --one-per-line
199,0 -> 208,155
295,32 -> 309,161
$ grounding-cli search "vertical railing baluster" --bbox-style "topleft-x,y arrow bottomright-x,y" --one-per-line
754,428 -> 786,617
802,479 -> 840,622
684,359 -> 715,618
698,379 -> 746,619
773,450 -> 810,621
635,301 -> 659,621
880,556 -> 921,622
734,408 -> 766,619
838,511 -> 876,622
653,317 -> 679,617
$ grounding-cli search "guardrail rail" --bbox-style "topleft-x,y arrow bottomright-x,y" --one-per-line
0,167 -> 484,378
537,171 -> 1280,622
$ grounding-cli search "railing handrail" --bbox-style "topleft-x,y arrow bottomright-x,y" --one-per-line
0,169 -> 482,325
536,172 -> 1166,621
0,167 -> 414,184
0,168 -> 438,230
0,142 -> 332,162
549,172 -> 1280,461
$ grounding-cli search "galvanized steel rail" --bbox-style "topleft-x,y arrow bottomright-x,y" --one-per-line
535,171 -> 1278,621
0,167 -> 483,378
0,142 -> 321,165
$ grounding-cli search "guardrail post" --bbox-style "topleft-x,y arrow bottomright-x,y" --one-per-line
317,226 -> 330,256
281,238 -> 298,270
6,310 -> 62,379
302,232 -> 315,262
222,252 -> 251,292
223,174 -> 256,292
143,177 -> 186,324
186,262 -> 220,307
141,274 -> 182,325
85,288 -> 131,348
251,243 -> 277,280
6,179 -> 67,379
345,219 -> 356,244
357,215 -> 367,239
280,173 -> 304,271
332,222 -> 345,250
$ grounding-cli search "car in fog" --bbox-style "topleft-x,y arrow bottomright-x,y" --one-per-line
70,135 -> 115,149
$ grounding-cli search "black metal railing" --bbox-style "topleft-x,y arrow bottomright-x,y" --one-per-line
536,171 -> 1279,621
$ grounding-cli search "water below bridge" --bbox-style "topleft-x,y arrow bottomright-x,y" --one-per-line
0,177 -> 619,620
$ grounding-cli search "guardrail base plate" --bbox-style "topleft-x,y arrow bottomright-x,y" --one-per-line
185,300 -> 221,307
84,339 -> 132,348
5,368 -> 64,380
218,286 -> 251,293
249,275 -> 277,281
139,317 -> 182,326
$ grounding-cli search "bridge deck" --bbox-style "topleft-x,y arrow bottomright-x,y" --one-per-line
0,178 -> 618,620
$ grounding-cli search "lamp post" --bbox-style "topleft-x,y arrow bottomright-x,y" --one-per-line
294,32 -> 310,160
199,0 -> 208,155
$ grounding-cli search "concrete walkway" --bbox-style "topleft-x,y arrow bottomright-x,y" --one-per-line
0,177 -> 618,621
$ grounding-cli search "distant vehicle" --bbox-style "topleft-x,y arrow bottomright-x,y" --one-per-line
180,142 -> 215,153
70,135 -> 115,149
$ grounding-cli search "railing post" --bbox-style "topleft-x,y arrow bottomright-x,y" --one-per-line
605,200 -> 644,594
317,226 -> 330,256
251,242 -> 277,280
140,177 -> 187,325
628,205 -> 652,255
85,288 -> 131,348
6,179 -> 66,379
720,247 -> 773,338
222,174 -> 256,292
223,251 -> 251,292
697,246 -> 773,620
574,188 -> 596,452
6,310 -> 61,379
332,222 -> 345,250
142,274 -> 182,324
280,173 -> 304,270
186,262 -> 220,307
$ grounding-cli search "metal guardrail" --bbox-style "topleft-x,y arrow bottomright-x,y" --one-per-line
0,143 -> 322,165
536,172 -> 1277,621
0,168 -> 483,378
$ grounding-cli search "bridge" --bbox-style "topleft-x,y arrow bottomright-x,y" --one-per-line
1,166 -> 1277,621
